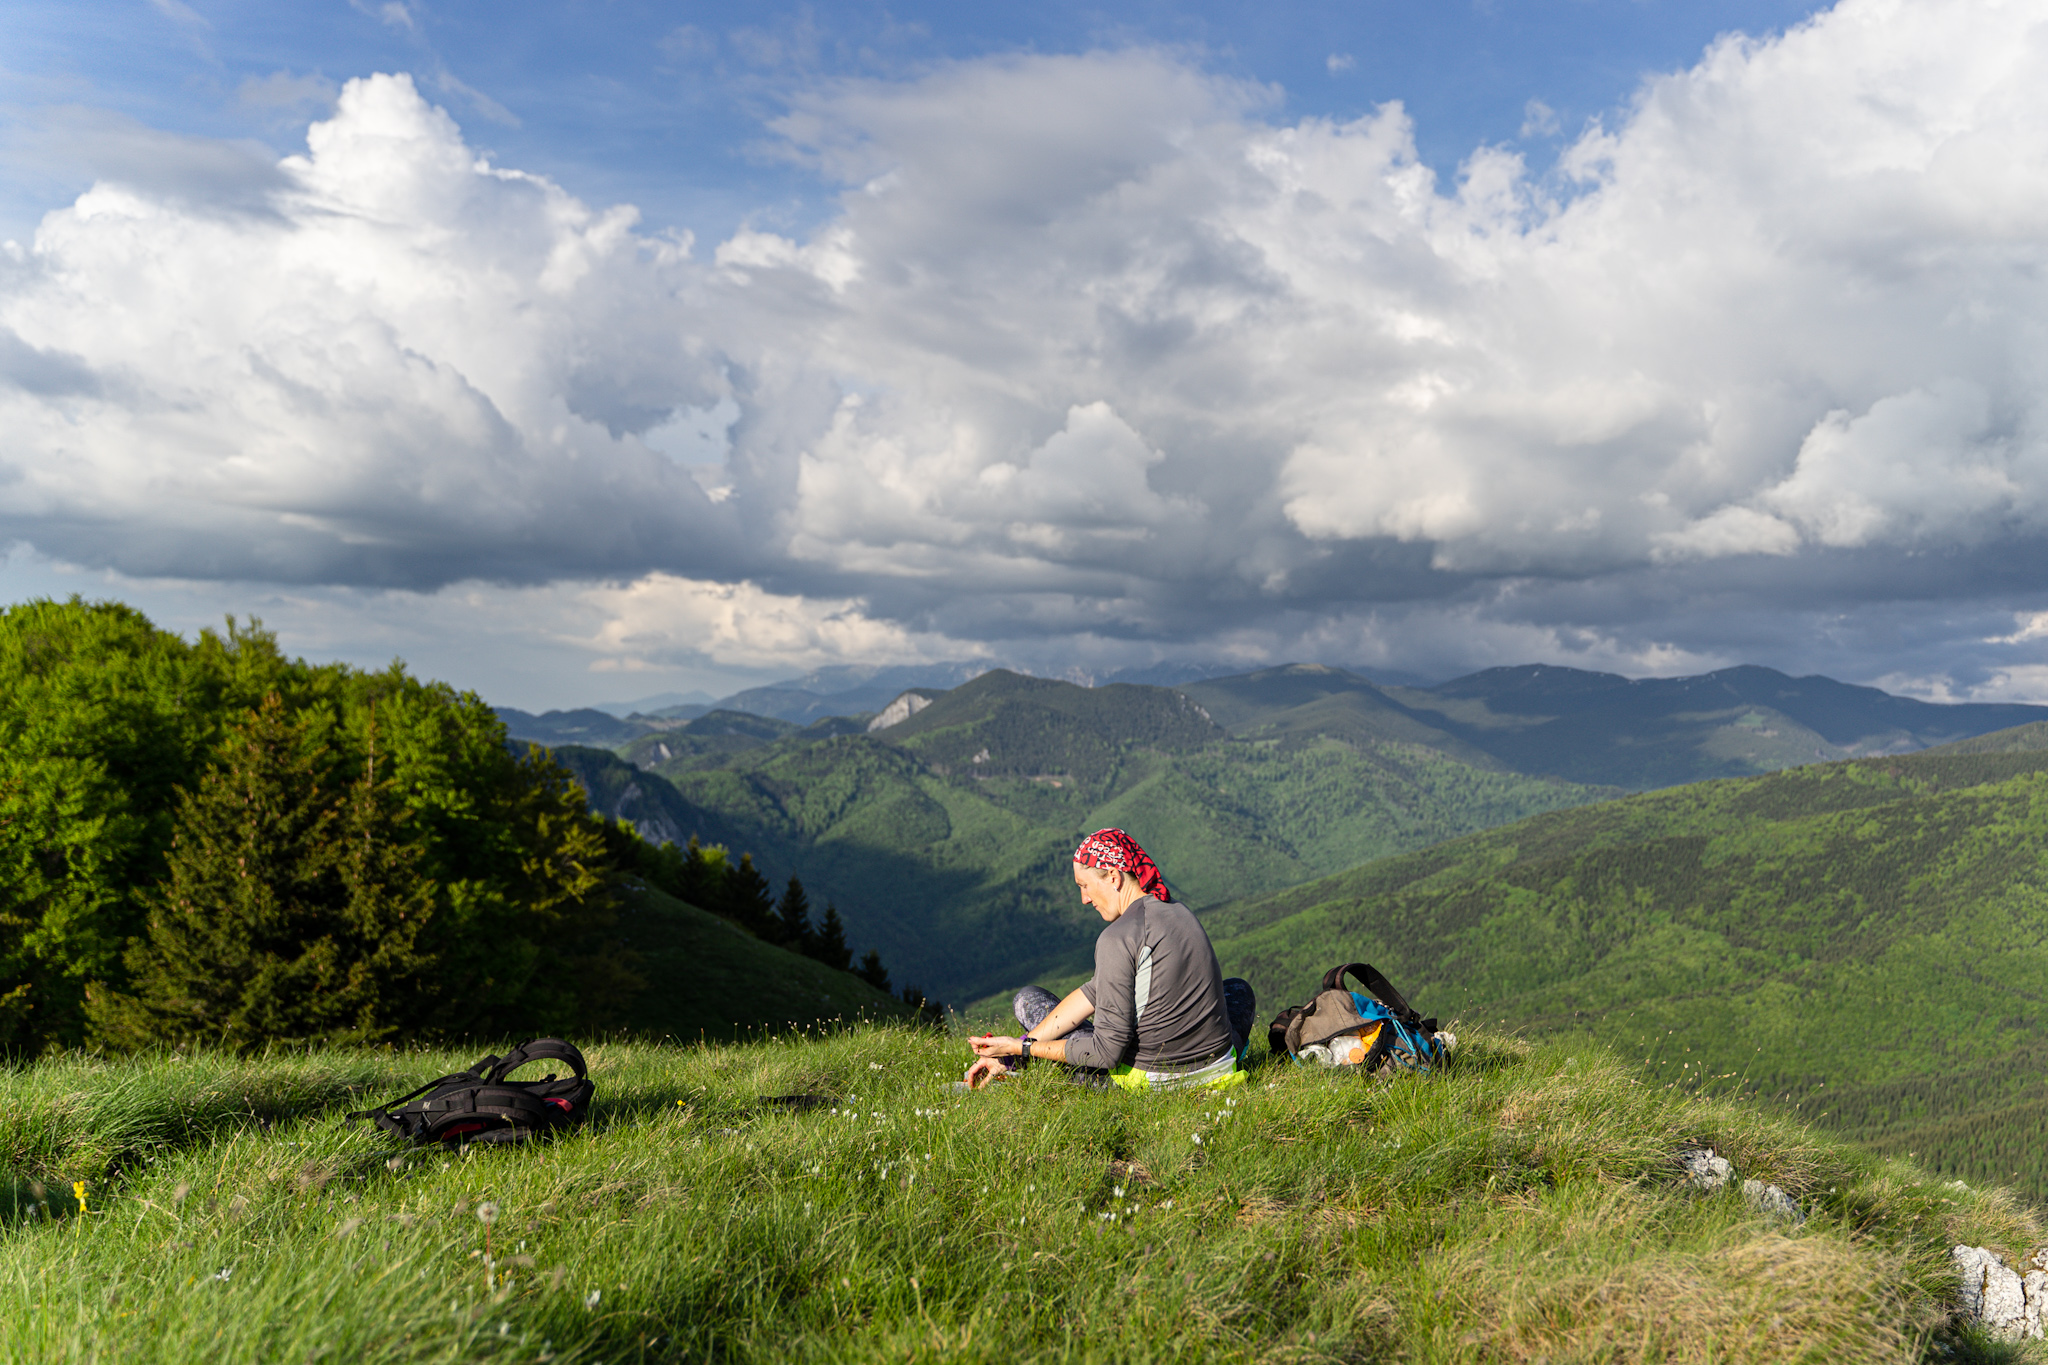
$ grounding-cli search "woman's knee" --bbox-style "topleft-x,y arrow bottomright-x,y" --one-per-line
1012,984 -> 1061,1032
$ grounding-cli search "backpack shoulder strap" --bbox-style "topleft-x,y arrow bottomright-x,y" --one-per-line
486,1038 -> 589,1085
1323,963 -> 1424,1026
346,1056 -> 495,1124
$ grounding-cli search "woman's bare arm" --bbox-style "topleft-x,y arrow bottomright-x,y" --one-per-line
1028,985 -> 1095,1041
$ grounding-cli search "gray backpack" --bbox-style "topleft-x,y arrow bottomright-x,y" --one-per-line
1267,963 -> 1442,1070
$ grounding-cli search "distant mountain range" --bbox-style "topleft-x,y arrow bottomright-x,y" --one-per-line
503,660 -> 2048,792
1183,661 -> 2048,790
510,660 -> 1264,733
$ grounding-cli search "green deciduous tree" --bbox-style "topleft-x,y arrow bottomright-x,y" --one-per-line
0,596 -> 643,1053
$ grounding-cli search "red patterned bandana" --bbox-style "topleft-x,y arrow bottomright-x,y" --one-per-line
1072,828 -> 1172,903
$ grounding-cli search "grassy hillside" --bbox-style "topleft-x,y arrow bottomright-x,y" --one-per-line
7,1026 -> 2044,1363
612,883 -> 910,1039
1190,741 -> 2048,1198
623,670 -> 1610,1002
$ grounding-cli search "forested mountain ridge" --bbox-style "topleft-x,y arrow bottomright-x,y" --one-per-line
545,670 -> 1615,1001
511,659 -> 2048,795
1188,734 -> 2048,1197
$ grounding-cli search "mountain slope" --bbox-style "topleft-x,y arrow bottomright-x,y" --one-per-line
1180,663 -> 1506,768
613,882 -> 909,1038
1193,739 -> 2048,1196
622,671 -> 1613,1001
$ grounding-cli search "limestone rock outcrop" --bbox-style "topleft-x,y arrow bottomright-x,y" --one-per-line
1952,1245 -> 2047,1341
867,690 -> 935,732
1678,1147 -> 1734,1194
1677,1148 -> 1804,1223
1741,1178 -> 1805,1224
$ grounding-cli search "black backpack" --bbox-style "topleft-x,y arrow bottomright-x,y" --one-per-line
348,1038 -> 595,1146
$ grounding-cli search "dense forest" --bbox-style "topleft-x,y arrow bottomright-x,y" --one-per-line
0,598 -> 910,1054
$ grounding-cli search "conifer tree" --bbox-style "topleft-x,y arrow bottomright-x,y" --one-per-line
88,695 -> 439,1050
811,902 -> 853,972
855,949 -> 891,993
774,876 -> 813,951
724,853 -> 776,938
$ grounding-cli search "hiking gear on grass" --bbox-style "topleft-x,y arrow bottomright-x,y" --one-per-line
1267,964 -> 1442,1072
347,1038 -> 595,1146
1072,829 -> 1173,902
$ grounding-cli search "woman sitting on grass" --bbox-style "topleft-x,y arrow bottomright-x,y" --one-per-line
966,828 -> 1255,1091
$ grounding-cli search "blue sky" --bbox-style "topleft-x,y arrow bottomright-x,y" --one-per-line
5,2 -> 1828,247
8,0 -> 2048,711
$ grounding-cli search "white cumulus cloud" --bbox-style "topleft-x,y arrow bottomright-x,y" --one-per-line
8,0 -> 2048,696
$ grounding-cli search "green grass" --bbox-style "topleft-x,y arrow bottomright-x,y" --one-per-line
4,1026 -> 2044,1363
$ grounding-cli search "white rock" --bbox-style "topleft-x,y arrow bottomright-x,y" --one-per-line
2025,1270 -> 2046,1341
1678,1148 -> 1733,1194
1953,1246 -> 2041,1341
1741,1178 -> 1804,1224
867,691 -> 934,732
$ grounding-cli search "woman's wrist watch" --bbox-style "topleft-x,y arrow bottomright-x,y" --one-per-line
1020,1036 -> 1035,1068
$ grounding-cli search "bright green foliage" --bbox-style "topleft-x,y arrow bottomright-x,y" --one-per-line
1192,745 -> 2048,1198
0,600 -> 255,1047
87,695 -> 439,1051
1,1029 -> 2040,1362
0,598 -> 644,1053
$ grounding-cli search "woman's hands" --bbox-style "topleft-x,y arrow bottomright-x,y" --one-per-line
970,1034 -> 1025,1059
963,1034 -> 1021,1090
962,1032 -> 1071,1088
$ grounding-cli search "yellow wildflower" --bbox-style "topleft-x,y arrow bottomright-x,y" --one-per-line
73,1181 -> 87,1215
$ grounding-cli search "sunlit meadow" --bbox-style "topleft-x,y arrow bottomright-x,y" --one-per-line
3,1026 -> 2042,1363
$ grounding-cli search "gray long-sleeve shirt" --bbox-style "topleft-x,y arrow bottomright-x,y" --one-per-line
1064,896 -> 1235,1072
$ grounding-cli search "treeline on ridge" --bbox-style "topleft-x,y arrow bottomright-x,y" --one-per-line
0,598 -> 921,1055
